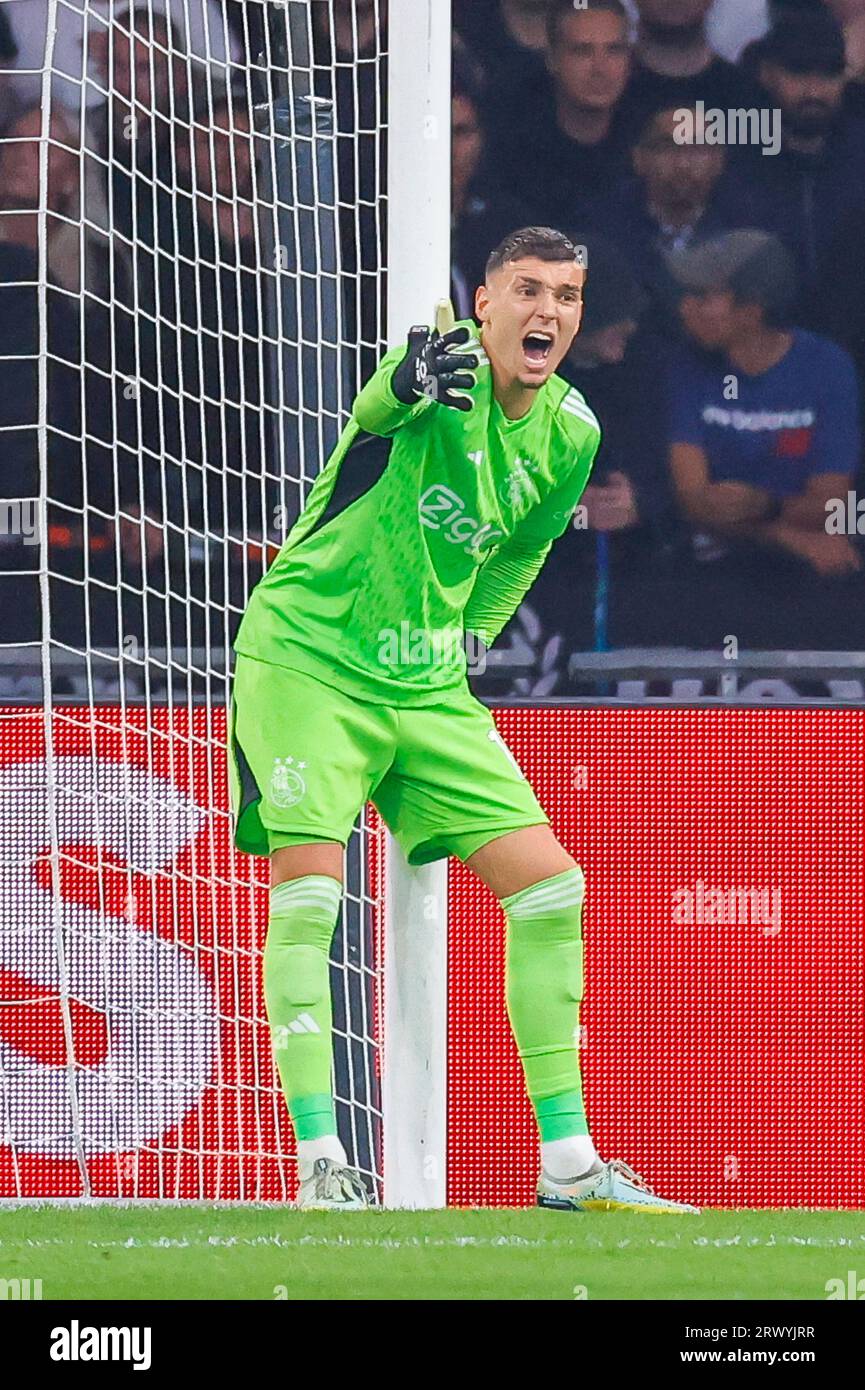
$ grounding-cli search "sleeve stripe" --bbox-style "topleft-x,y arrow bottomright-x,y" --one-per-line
561,396 -> 601,433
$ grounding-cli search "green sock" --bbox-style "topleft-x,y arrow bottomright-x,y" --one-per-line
501,867 -> 588,1141
264,875 -> 342,1141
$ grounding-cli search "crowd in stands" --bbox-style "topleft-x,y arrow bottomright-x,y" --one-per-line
453,0 -> 865,675
0,0 -> 863,685
0,2 -> 281,654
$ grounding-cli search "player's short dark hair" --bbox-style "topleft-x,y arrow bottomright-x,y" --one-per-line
547,0 -> 629,49
485,227 -> 586,280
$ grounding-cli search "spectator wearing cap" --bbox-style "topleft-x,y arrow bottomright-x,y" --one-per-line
617,0 -> 763,142
730,10 -> 865,291
665,229 -> 863,647
589,105 -> 757,326
450,63 -> 535,318
482,0 -> 635,224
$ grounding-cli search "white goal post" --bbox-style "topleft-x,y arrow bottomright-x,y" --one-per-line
0,0 -> 452,1207
382,0 -> 451,1211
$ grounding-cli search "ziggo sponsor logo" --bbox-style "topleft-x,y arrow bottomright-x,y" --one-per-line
418,484 -> 504,557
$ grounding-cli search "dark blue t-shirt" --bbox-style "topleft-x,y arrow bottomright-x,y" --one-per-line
668,330 -> 860,497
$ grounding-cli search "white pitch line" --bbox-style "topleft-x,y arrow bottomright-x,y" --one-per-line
2,1234 -> 865,1253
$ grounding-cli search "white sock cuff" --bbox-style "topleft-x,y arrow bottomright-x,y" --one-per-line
270,875 -> 342,920
502,866 -> 585,919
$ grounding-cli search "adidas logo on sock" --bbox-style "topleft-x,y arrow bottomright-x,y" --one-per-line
273,1014 -> 321,1047
287,1013 -> 320,1034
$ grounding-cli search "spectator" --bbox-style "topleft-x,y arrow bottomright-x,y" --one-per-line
78,4 -> 192,376
0,106 -> 82,289
453,0 -> 555,156
485,0 -> 634,222
732,10 -> 865,289
618,0 -> 763,139
313,0 -> 387,385
86,84 -> 269,658
454,1 -> 553,84
0,0 -> 240,118
0,109 -> 96,643
47,7 -> 243,655
0,108 -> 86,476
87,4 -> 191,231
589,105 -> 753,323
187,94 -> 256,249
320,0 -> 382,58
489,237 -> 676,688
824,0 -> 865,115
451,62 -> 534,317
665,229 -> 864,647
109,97 -> 273,592
176,99 -> 272,555
86,12 -> 195,411
557,235 -> 669,542
623,0 -> 772,63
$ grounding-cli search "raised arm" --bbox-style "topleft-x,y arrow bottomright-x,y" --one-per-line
354,326 -> 478,436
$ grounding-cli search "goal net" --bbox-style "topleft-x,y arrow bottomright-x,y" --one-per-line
0,0 -> 448,1204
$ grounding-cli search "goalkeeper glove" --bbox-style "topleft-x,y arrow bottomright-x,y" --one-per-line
391,325 -> 479,412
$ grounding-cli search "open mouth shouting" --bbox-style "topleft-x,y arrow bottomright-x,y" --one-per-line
522,330 -> 555,373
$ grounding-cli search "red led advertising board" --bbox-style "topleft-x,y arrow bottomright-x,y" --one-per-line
1,706 -> 861,1207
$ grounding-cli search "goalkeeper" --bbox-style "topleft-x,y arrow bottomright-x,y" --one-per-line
229,226 -> 697,1214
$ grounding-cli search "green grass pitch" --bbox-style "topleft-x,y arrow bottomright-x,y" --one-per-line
1,1206 -> 863,1300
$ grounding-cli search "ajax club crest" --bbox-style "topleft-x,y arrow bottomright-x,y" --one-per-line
268,756 -> 307,808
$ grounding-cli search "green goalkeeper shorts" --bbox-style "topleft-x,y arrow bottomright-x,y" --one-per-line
228,653 -> 549,865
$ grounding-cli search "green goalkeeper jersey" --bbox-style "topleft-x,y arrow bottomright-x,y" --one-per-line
234,320 -> 601,706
